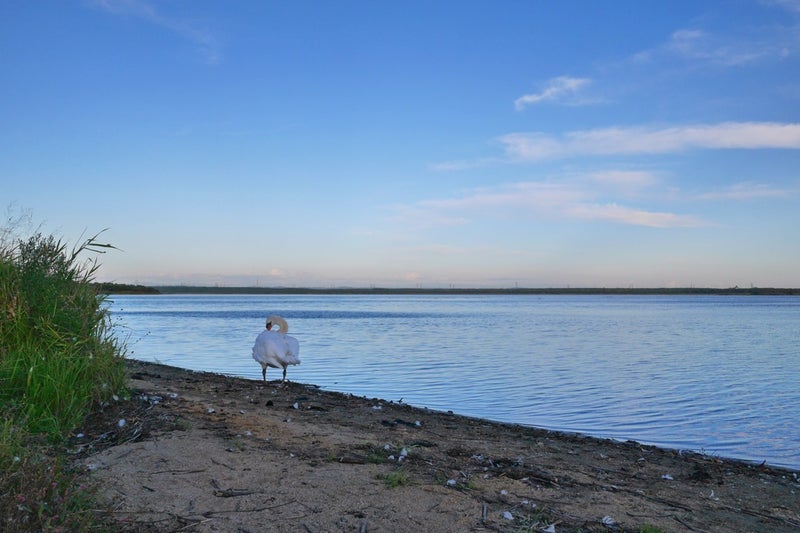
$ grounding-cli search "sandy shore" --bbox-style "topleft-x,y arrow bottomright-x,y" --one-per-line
76,360 -> 799,532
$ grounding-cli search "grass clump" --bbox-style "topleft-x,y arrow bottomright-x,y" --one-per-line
0,220 -> 127,531
381,468 -> 410,488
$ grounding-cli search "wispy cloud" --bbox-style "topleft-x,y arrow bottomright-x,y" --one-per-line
633,5 -> 800,69
588,170 -> 658,188
89,0 -> 221,64
696,182 -> 795,200
394,180 -> 707,229
418,182 -> 590,213
514,76 -> 592,110
499,122 -> 800,161
665,29 -> 766,66
428,157 -> 502,172
566,203 -> 705,228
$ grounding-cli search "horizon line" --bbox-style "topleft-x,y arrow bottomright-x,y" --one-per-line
95,282 -> 800,296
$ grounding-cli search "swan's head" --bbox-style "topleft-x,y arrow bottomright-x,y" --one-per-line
266,315 -> 289,332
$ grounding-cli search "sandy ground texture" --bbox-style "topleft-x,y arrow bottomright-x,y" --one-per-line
75,360 -> 800,533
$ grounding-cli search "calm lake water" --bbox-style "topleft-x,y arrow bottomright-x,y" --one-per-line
108,293 -> 800,470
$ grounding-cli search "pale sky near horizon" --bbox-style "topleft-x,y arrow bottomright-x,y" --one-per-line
2,0 -> 800,288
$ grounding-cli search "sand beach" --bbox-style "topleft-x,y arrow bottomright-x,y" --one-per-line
77,359 -> 799,532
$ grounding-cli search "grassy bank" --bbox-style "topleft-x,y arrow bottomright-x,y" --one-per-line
0,229 -> 127,531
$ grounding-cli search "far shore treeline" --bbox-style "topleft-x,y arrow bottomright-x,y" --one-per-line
95,282 -> 800,296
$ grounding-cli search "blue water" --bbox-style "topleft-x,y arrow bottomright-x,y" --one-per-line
108,294 -> 800,470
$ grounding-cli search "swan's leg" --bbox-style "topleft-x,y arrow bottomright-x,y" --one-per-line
282,366 -> 287,382
262,366 -> 267,383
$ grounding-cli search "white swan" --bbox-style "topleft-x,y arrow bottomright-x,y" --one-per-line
252,315 -> 300,382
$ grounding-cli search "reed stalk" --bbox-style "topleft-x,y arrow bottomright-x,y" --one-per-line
0,224 -> 127,531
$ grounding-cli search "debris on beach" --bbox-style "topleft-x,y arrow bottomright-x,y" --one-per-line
602,515 -> 618,527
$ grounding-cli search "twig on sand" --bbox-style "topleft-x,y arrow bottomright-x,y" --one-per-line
174,517 -> 213,532
672,515 -> 704,532
150,468 -> 206,475
213,488 -> 263,498
211,456 -> 236,470
202,499 -> 297,517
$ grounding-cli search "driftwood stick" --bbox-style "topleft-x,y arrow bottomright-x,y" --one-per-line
173,517 -> 213,532
211,457 -> 237,470
150,468 -> 206,475
213,488 -> 264,498
202,499 -> 297,517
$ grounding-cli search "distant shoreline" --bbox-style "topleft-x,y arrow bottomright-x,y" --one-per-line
96,282 -> 800,296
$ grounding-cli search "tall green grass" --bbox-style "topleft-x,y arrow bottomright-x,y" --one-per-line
0,226 -> 128,530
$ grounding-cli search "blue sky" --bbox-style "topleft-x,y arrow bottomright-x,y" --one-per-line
2,0 -> 799,288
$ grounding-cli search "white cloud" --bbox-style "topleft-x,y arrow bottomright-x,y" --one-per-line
90,0 -> 221,64
394,180 -> 706,229
499,122 -> 800,161
567,204 -> 706,228
515,76 -> 592,110
418,182 -> 589,212
428,157 -> 501,172
666,29 -> 765,66
588,170 -> 657,188
696,182 -> 795,200
634,8 -> 800,69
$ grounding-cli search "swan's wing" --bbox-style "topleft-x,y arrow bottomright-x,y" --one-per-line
281,334 -> 301,365
252,331 -> 282,367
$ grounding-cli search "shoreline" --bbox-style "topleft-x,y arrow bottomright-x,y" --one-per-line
80,359 -> 800,532
98,283 -> 800,295
128,359 -> 799,473
126,361 -> 800,474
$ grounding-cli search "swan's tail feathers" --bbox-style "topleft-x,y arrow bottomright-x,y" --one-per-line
284,335 -> 301,365
266,315 -> 289,332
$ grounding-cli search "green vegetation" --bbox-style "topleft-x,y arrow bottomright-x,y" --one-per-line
381,468 -> 410,488
639,526 -> 667,533
93,281 -> 160,294
507,508 -> 551,532
0,227 -> 128,531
